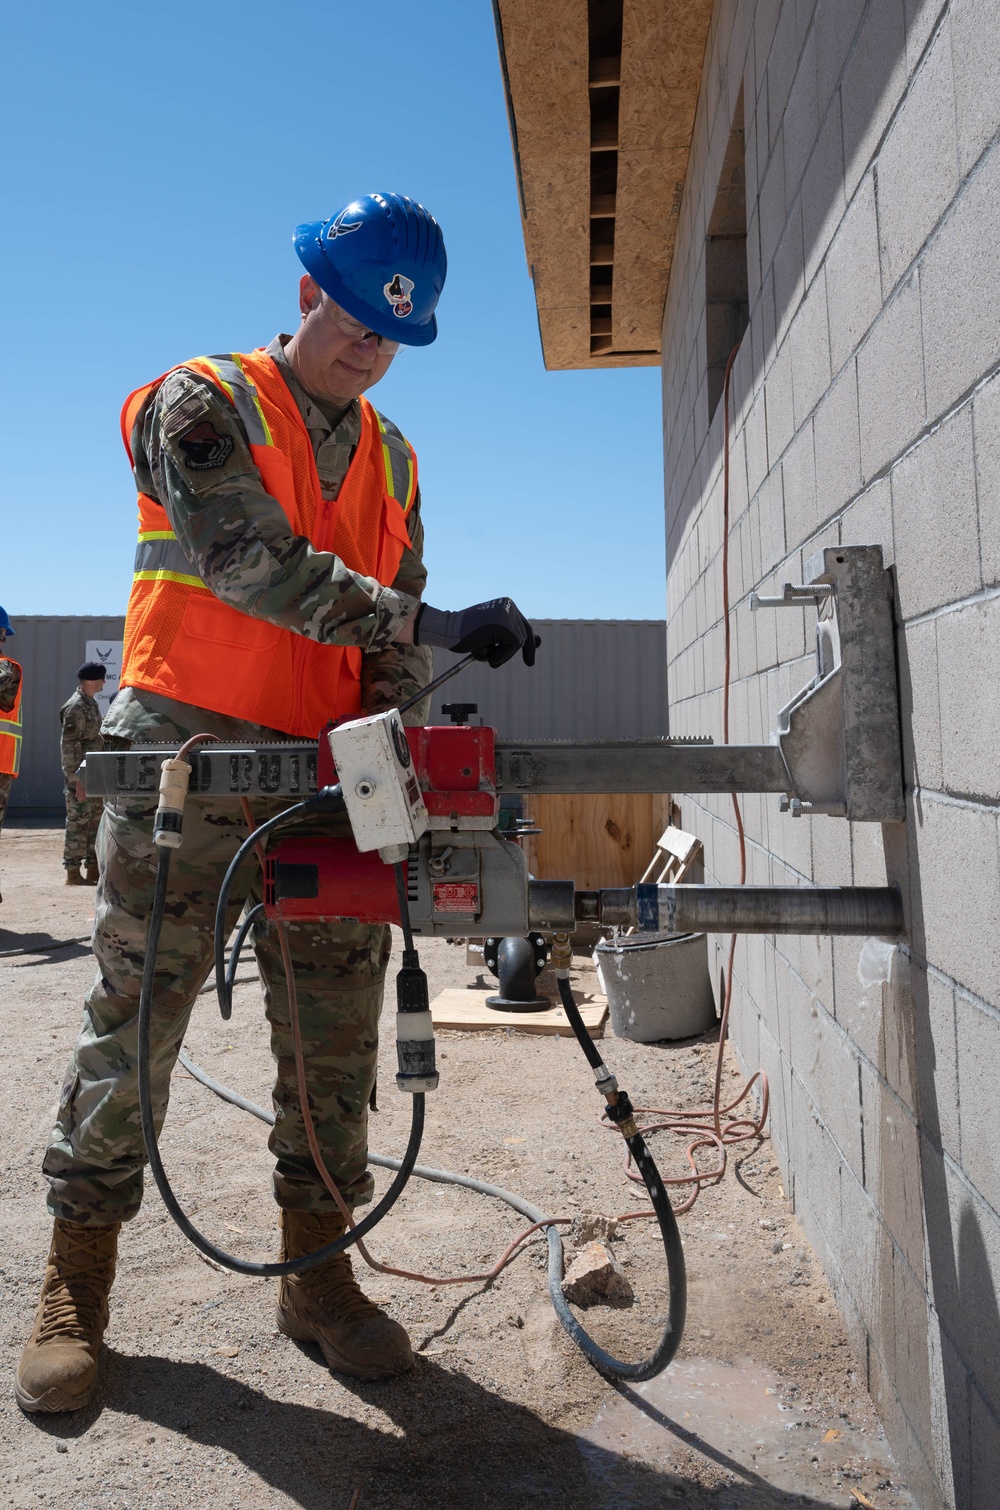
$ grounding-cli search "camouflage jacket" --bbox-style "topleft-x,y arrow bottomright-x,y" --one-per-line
0,657 -> 20,716
60,689 -> 104,783
105,334 -> 431,746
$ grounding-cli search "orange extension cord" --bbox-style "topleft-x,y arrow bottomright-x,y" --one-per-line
602,341 -> 769,1214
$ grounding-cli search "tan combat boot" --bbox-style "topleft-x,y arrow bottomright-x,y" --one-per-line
64,867 -> 85,886
15,1219 -> 120,1413
276,1209 -> 413,1380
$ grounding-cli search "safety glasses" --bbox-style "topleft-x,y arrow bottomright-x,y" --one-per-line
323,299 -> 402,355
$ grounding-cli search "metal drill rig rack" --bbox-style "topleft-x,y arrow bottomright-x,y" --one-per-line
84,547 -> 906,942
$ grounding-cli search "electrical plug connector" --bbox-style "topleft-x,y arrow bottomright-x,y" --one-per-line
395,950 -> 439,1093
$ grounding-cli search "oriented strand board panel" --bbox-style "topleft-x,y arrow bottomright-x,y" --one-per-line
522,792 -> 674,889
431,988 -> 607,1037
493,0 -> 714,370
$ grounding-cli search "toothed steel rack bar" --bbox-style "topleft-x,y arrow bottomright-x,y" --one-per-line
82,739 -> 790,800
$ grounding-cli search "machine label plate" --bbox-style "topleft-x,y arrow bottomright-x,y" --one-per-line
433,882 -> 480,914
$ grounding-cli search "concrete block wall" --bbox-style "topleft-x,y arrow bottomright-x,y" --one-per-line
660,2 -> 1000,1505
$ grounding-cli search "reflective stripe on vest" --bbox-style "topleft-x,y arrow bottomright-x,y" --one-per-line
0,660 -> 23,778
133,530 -> 206,589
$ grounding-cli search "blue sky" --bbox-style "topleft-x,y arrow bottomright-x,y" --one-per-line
1,0 -> 666,621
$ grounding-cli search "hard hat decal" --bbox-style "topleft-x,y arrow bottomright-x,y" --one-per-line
326,208 -> 364,240
383,273 -> 415,318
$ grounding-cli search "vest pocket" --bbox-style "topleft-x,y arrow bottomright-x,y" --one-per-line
180,593 -> 283,651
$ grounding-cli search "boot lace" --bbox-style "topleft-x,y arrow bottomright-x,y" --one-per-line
36,1228 -> 115,1345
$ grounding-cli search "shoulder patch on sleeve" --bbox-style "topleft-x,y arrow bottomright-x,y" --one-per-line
162,390 -> 211,439
176,421 -> 235,471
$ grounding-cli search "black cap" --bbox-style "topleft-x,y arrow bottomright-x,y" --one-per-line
77,662 -> 107,681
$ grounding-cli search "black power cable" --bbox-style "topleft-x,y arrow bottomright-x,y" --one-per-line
139,842 -> 426,1278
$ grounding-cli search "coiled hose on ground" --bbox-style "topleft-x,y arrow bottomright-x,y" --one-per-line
140,800 -> 687,1377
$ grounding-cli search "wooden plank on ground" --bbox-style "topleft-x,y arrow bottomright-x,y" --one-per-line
430,987 -> 607,1038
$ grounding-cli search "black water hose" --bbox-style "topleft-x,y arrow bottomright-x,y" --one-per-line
174,959 -> 687,1378
553,974 -> 687,1381
139,845 -> 425,1277
223,902 -> 265,1008
213,786 -> 344,1021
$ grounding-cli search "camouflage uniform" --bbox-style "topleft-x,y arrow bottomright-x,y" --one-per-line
42,335 -> 432,1227
59,688 -> 105,872
0,656 -> 22,842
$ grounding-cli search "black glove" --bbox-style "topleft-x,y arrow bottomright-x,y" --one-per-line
414,598 -> 541,668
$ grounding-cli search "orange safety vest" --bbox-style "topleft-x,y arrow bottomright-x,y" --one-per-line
119,348 -> 418,737
0,657 -> 23,778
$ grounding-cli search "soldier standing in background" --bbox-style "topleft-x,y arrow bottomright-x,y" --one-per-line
59,662 -> 106,885
0,606 -> 24,905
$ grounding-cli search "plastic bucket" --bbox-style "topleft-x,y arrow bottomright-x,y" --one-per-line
593,932 -> 717,1043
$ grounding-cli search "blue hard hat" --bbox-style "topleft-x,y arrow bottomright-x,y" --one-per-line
293,193 -> 447,347
0,606 -> 14,635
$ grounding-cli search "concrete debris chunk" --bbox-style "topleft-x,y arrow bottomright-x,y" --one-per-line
569,1211 -> 619,1247
561,1242 -> 634,1308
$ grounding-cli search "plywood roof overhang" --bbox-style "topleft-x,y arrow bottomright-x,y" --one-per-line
493,0 -> 713,370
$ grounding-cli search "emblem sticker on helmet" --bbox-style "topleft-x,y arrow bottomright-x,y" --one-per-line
326,207 -> 364,240
383,273 -> 415,318
177,422 -> 235,470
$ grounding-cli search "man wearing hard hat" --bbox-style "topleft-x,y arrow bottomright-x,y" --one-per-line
0,606 -> 22,903
16,194 -> 538,1414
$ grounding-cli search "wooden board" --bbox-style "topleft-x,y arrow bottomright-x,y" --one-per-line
430,987 -> 607,1038
522,792 -> 674,889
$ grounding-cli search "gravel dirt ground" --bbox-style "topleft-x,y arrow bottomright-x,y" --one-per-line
0,821 -> 916,1510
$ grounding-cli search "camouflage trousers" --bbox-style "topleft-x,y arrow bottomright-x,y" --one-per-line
43,792 -> 390,1228
0,771 -> 11,837
63,787 -> 103,870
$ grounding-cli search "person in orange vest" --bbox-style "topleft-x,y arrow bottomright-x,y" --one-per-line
16,194 -> 538,1415
0,605 -> 23,904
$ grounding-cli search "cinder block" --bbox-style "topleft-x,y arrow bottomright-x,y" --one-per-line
938,599 -> 1000,800
789,270 -> 832,427
773,198 -> 805,344
877,1081 -> 927,1285
891,403 -> 980,619
825,174 -> 883,373
764,0 -> 800,151
858,272 -> 926,481
950,0 -> 1000,175
764,341 -> 795,462
970,1384 -> 1000,1510
797,1092 -> 845,1248
876,18 -> 960,291
926,1305 -> 973,1510
955,992 -> 1000,1214
809,365 -> 864,525
814,0 -> 869,122
897,616 -> 942,794
838,1159 -> 892,1344
850,821 -> 890,887
973,371 -> 1000,588
811,806 -> 853,885
903,963 -> 960,1162
932,1160 -> 1000,1433
782,26 -> 820,201
802,98 -> 847,287
911,794 -> 1000,1013
781,419 -> 818,551
831,933 -> 885,1066
891,1242 -> 935,1443
922,141 -> 1000,419
840,0 -> 908,196
758,132 -> 786,275
744,388 -> 770,498
838,471 -> 893,565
